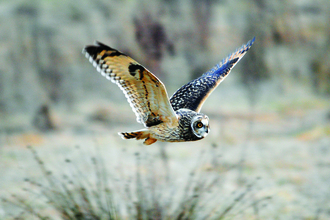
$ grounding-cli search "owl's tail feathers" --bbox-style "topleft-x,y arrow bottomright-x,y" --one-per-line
120,130 -> 149,140
119,129 -> 157,145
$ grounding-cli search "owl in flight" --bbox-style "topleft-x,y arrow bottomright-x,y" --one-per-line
83,37 -> 255,145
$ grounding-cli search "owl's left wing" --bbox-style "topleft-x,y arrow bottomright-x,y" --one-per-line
83,42 -> 178,128
170,37 -> 255,112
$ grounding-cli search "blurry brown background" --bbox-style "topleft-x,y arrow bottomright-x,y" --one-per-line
0,0 -> 329,219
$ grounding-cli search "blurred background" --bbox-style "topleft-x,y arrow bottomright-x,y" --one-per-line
0,0 -> 330,219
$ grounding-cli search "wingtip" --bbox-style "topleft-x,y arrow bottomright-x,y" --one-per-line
94,41 -> 111,49
82,45 -> 88,54
247,37 -> 256,47
238,37 -> 255,54
82,42 -> 97,56
82,41 -> 114,55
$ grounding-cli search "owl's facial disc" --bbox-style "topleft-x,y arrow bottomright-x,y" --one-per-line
191,115 -> 209,138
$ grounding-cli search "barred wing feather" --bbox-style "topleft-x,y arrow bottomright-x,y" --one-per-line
83,42 -> 178,128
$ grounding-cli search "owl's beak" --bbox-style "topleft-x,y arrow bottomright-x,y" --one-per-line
201,116 -> 209,137
205,125 -> 210,135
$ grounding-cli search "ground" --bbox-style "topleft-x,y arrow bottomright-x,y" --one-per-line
1,85 -> 329,219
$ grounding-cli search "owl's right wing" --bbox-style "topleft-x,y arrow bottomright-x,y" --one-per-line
83,42 -> 178,128
170,37 -> 255,112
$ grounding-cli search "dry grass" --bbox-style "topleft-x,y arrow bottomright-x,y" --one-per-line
2,143 -> 270,220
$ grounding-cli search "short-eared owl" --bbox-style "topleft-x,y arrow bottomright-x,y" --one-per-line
83,37 -> 255,145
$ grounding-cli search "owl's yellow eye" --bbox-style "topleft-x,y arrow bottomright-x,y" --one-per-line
196,122 -> 203,128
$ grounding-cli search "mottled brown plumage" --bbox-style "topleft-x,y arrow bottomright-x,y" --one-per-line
83,38 -> 255,145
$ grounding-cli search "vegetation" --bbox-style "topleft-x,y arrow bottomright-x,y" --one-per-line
1,0 -> 329,219
2,144 -> 270,219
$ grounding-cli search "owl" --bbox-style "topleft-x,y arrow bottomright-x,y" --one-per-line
83,37 -> 255,145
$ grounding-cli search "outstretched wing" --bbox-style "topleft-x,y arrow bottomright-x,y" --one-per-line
83,42 -> 178,128
170,37 -> 255,112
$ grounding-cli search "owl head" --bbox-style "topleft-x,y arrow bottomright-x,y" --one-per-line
176,109 -> 210,141
191,114 -> 209,138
